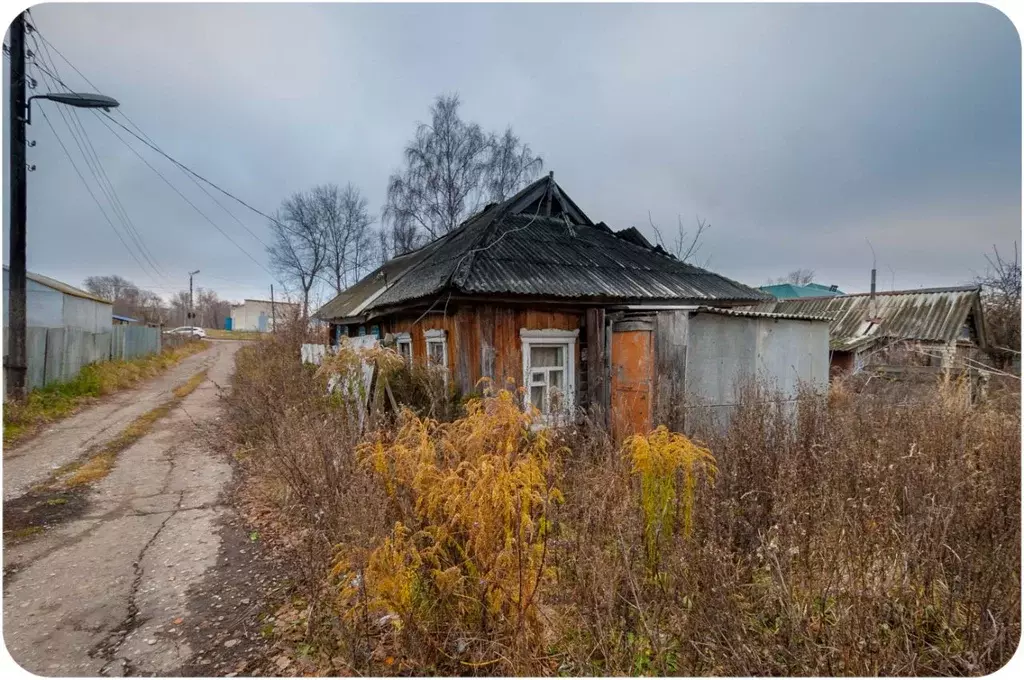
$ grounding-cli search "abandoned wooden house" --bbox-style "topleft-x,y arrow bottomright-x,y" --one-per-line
751,285 -> 990,375
315,174 -> 830,435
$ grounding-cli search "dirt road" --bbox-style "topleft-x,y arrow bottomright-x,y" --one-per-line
3,344 -> 219,502
3,340 -> 275,676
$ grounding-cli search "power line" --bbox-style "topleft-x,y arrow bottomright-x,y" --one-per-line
26,36 -> 169,283
27,20 -> 284,287
92,112 -> 280,281
28,32 -> 167,281
29,21 -> 275,248
99,113 -> 286,236
36,106 -> 163,286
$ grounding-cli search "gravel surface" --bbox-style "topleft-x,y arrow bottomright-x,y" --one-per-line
3,341 -> 288,676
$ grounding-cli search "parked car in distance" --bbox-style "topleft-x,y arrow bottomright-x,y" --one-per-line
165,326 -> 207,339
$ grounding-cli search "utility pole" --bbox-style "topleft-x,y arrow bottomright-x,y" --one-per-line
188,270 -> 200,327
270,284 -> 276,332
5,12 -> 28,399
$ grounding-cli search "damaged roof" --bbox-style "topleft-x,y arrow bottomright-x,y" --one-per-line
316,174 -> 770,322
749,285 -> 987,351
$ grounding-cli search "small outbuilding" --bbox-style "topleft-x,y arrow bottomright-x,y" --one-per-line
751,285 -> 989,374
3,265 -> 113,333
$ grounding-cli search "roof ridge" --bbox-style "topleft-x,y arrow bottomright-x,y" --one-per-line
794,284 -> 980,300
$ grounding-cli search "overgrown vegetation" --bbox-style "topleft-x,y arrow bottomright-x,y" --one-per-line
2,339 -> 209,447
3,339 -> 209,447
229,330 -> 1020,676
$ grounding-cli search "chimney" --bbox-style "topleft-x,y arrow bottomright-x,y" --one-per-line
542,171 -> 554,216
870,267 -> 877,319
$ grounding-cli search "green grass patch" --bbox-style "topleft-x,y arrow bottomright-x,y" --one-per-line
3,340 -> 210,448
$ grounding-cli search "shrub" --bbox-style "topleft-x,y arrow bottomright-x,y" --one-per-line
229,333 -> 1020,676
342,389 -> 564,669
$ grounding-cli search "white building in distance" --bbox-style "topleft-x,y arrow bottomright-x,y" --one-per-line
229,298 -> 299,332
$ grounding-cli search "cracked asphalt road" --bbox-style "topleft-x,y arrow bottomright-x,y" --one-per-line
3,340 -> 245,676
3,343 -> 219,502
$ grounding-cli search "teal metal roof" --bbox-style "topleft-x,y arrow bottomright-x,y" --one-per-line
760,282 -> 844,300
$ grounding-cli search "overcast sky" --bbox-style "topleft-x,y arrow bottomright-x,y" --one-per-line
3,2 -> 1020,306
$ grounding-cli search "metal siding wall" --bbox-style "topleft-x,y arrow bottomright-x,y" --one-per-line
26,327 -> 47,390
61,294 -> 113,333
43,327 -> 66,386
4,273 -> 62,328
682,313 -> 829,433
3,325 -> 162,396
754,318 -> 830,395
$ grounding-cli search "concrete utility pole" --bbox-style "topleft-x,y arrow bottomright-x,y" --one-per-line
188,270 -> 200,326
5,12 -> 28,399
270,284 -> 276,332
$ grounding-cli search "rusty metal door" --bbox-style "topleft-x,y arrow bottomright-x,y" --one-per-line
611,320 -> 654,442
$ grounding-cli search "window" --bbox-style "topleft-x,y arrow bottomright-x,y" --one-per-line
424,329 -> 448,370
395,332 -> 412,363
521,329 -> 578,421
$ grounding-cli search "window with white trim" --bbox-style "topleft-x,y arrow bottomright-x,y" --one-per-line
395,332 -> 412,363
521,329 -> 577,420
424,329 -> 448,370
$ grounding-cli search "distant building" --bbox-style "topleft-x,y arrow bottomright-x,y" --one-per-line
760,282 -> 844,299
3,265 -> 113,333
751,285 -> 988,374
229,298 -> 299,332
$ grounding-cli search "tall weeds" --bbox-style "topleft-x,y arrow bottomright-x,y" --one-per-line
230,334 -> 1020,676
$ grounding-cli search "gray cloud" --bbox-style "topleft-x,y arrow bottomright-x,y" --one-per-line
3,2 -> 1019,303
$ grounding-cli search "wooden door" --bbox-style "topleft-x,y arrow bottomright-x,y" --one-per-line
611,320 -> 654,442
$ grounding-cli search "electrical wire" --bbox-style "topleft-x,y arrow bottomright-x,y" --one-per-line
36,106 -> 163,286
93,112 -> 281,281
28,14 -> 293,290
28,30 -> 170,283
27,36 -> 282,286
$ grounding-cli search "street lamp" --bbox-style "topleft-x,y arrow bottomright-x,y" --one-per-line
26,92 -> 120,124
4,12 -> 121,398
188,271 -> 201,326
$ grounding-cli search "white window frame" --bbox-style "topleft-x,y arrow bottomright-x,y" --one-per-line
394,332 -> 412,363
521,329 -> 578,423
424,329 -> 448,371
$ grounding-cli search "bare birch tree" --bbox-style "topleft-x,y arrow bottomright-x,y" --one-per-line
267,191 -> 329,319
647,213 -> 711,265
383,93 -> 543,254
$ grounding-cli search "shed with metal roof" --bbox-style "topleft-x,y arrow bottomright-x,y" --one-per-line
3,265 -> 113,334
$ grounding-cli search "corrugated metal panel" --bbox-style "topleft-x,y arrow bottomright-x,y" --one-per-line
749,286 -> 982,350
315,176 -> 769,321
692,306 -> 832,322
2,266 -> 113,305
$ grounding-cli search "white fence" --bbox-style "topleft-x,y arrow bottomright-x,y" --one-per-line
4,324 -> 163,395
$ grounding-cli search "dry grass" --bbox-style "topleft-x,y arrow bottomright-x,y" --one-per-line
3,339 -> 210,447
204,328 -> 264,341
228,333 -> 1020,676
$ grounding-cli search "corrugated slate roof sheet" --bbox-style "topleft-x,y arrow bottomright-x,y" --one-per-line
316,175 -> 769,321
749,286 -> 985,350
4,265 -> 112,305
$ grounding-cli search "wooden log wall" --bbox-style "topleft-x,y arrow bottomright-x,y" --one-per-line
385,305 -> 584,397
